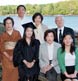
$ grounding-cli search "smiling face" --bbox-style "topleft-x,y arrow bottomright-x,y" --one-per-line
17,6 -> 26,18
46,32 -> 54,44
25,27 -> 33,39
34,15 -> 42,26
5,19 -> 13,31
63,35 -> 73,46
55,16 -> 64,28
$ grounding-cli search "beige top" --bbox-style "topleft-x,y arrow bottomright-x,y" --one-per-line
34,24 -> 48,43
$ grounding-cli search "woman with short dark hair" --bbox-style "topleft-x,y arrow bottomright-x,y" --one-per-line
39,29 -> 61,81
13,22 -> 40,81
32,12 -> 48,44
57,33 -> 78,81
3,17 -> 14,26
0,17 -> 21,81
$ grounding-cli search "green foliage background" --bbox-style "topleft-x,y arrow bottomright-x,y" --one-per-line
0,0 -> 78,16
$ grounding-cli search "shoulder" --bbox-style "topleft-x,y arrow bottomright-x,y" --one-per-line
54,42 -> 61,46
52,28 -> 57,33
64,27 -> 74,31
40,42 -> 46,48
75,47 -> 78,53
0,31 -> 6,38
13,16 -> 18,21
41,24 -> 48,29
52,28 -> 57,30
57,47 -> 62,53
13,30 -> 20,34
16,39 -> 23,44
33,39 -> 40,45
14,30 -> 21,35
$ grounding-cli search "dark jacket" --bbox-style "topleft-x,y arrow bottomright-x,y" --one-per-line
13,39 -> 40,78
53,26 -> 75,44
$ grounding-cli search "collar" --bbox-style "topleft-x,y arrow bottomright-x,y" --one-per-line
58,26 -> 64,31
17,15 -> 26,20
46,41 -> 54,47
6,29 -> 13,35
34,23 -> 42,29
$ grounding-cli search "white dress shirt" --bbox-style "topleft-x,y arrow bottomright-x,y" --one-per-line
65,52 -> 75,66
47,42 -> 54,66
34,24 -> 44,44
57,27 -> 64,42
47,42 -> 54,60
13,15 -> 31,37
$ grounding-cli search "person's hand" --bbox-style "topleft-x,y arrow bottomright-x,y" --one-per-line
66,74 -> 71,78
29,61 -> 34,68
41,65 -> 52,74
23,60 -> 27,65
23,60 -> 34,68
46,65 -> 52,72
70,71 -> 77,78
3,52 -> 12,61
70,74 -> 76,78
41,67 -> 47,74
26,61 -> 35,68
26,62 -> 34,68
64,72 -> 71,78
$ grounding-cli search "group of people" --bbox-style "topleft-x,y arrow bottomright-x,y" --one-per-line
0,5 -> 78,81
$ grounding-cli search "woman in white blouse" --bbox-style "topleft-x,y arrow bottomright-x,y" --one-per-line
57,33 -> 78,81
32,12 -> 48,44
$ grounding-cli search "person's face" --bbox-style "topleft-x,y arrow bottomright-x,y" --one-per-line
34,16 -> 42,26
55,16 -> 64,28
46,32 -> 54,44
5,19 -> 13,31
25,27 -> 33,38
17,7 -> 26,18
63,35 -> 73,46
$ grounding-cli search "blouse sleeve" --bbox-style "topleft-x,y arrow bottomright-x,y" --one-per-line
57,48 -> 66,73
75,48 -> 78,71
0,34 -> 5,53
13,40 -> 24,67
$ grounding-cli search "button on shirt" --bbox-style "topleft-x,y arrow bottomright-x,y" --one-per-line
57,27 -> 64,42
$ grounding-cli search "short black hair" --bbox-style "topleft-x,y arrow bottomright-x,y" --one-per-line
3,17 -> 14,26
17,5 -> 26,11
44,29 -> 55,41
32,12 -> 43,22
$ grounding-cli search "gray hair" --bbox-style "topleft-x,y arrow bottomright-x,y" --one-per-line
55,15 -> 64,20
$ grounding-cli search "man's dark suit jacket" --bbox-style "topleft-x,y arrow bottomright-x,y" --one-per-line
53,26 -> 75,44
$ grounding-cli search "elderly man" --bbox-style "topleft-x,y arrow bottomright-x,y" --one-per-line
53,15 -> 75,44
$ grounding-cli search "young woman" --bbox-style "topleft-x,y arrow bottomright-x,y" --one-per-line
32,12 -> 48,44
0,17 -> 21,81
13,22 -> 40,81
57,33 -> 78,81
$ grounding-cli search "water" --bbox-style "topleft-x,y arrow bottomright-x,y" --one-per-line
0,15 -> 78,31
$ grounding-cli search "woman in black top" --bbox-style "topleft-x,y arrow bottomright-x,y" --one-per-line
13,22 -> 40,81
